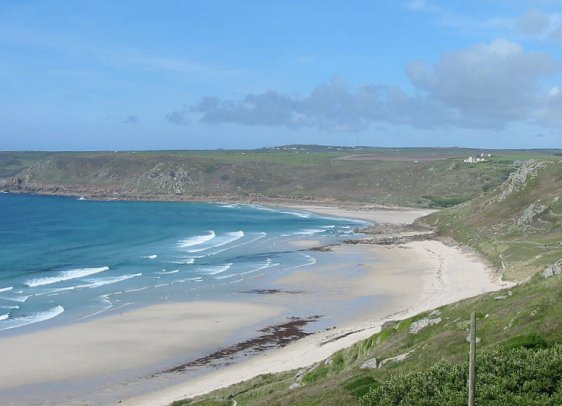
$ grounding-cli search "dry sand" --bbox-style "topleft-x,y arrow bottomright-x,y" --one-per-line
0,301 -> 284,397
124,207 -> 512,406
282,203 -> 436,225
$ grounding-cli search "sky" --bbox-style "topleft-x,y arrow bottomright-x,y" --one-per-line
1,0 -> 562,150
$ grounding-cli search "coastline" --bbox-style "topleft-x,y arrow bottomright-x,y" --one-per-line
0,199 -> 511,406
123,205 -> 512,406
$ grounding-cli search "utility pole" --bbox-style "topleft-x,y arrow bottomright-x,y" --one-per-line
468,311 -> 476,406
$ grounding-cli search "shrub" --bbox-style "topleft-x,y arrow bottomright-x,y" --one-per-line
362,345 -> 562,405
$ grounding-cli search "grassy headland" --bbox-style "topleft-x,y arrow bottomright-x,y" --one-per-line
1,146 -> 559,207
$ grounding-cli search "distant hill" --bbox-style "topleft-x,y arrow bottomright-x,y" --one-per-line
1,147 -> 559,207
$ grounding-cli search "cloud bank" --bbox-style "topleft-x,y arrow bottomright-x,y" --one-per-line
169,39 -> 559,132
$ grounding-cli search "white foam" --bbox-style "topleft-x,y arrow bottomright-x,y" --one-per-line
0,305 -> 19,310
79,273 -> 142,289
34,286 -> 77,297
293,229 -> 325,236
241,258 -> 280,276
177,231 -> 216,248
78,296 -> 112,320
214,273 -> 237,280
25,266 -> 109,287
283,253 -> 317,271
249,204 -> 311,218
209,232 -> 266,256
0,295 -> 31,303
170,277 -> 202,284
125,286 -> 149,293
170,258 -> 195,265
0,287 -> 13,293
0,305 -> 64,331
186,231 -> 244,253
141,254 -> 158,259
0,314 -> 8,321
198,263 -> 233,275
157,269 -> 180,275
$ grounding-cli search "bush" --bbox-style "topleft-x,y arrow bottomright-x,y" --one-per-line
501,333 -> 548,350
362,345 -> 562,405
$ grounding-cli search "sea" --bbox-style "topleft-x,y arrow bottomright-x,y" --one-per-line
0,193 -> 366,334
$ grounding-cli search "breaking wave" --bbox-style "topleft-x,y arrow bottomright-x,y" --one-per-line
25,266 -> 110,287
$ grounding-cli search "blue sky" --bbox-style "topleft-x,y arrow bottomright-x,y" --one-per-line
1,0 -> 562,150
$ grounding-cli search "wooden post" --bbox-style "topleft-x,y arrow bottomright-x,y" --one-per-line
468,311 -> 476,406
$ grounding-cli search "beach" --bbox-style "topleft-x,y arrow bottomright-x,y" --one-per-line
0,204 -> 511,405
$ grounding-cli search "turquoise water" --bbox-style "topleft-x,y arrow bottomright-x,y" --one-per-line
0,193 -> 364,333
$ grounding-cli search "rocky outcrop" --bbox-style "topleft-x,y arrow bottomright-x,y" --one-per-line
409,317 -> 442,334
486,160 -> 550,206
516,203 -> 547,226
543,261 -> 562,278
379,350 -> 415,367
360,357 -> 379,369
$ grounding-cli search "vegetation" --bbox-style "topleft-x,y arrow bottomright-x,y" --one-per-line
1,147 -> 559,207
423,160 -> 562,280
362,345 -> 562,405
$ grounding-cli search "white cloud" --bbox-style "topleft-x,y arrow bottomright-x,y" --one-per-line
407,38 -> 558,126
181,39 -> 559,132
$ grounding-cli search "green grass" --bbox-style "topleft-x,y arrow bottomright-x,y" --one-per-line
2,148 -> 551,206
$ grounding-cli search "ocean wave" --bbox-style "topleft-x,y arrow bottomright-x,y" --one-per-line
156,269 -> 180,275
293,228 -> 326,236
0,314 -> 8,321
141,254 -> 158,259
170,258 -> 195,265
198,263 -> 233,275
0,295 -> 31,303
79,273 -> 142,289
0,305 -> 19,310
177,231 -> 216,248
283,253 -> 317,271
33,286 -> 78,297
0,287 -> 13,293
78,296 -> 112,320
249,204 -> 311,218
214,273 -> 237,280
220,203 -> 241,208
208,232 -> 266,257
0,305 -> 64,331
170,277 -> 203,284
186,231 -> 244,253
240,258 -> 280,276
124,286 -> 149,293
25,266 -> 109,287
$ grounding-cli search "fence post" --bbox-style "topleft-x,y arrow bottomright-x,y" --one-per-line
468,311 -> 476,406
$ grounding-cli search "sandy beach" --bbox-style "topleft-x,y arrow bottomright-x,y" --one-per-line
123,205 -> 511,406
0,204 -> 511,406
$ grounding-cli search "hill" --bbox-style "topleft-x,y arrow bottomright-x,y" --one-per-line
423,160 -> 562,280
1,147 -> 560,207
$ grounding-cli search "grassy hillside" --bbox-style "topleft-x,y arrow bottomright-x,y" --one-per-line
423,160 -> 562,280
1,147 -> 559,206
170,157 -> 562,406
